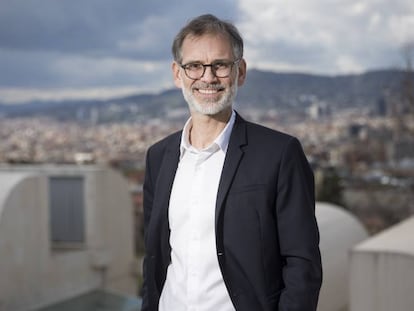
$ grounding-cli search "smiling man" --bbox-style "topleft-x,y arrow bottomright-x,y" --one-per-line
141,14 -> 322,311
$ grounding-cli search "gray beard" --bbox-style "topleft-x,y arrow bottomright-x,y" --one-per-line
182,82 -> 238,116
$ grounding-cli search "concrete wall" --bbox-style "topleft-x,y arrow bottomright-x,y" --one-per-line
316,202 -> 369,311
350,216 -> 414,311
0,166 -> 136,311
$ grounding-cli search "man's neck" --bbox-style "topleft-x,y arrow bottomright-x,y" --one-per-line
189,108 -> 232,150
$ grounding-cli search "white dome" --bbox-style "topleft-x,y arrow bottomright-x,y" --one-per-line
316,202 -> 369,311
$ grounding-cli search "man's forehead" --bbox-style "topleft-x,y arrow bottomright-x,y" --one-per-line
180,33 -> 233,58
184,32 -> 228,42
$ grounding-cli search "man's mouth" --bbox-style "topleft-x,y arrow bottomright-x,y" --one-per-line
197,89 -> 220,94
194,85 -> 225,95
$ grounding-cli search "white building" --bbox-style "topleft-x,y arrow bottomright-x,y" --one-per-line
350,216 -> 414,311
316,202 -> 369,311
0,165 -> 139,311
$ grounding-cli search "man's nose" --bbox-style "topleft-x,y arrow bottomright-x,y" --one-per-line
201,66 -> 218,82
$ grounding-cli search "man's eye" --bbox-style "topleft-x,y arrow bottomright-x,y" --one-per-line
186,63 -> 203,70
213,62 -> 230,69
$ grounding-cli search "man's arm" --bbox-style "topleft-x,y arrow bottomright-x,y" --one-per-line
276,137 -> 322,311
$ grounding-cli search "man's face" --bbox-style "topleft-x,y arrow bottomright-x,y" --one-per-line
172,33 -> 246,116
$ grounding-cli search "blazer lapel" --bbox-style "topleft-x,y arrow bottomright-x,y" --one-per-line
152,133 -> 181,235
215,113 -> 247,226
147,133 -> 181,289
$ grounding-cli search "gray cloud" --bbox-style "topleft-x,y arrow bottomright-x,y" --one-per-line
0,0 -> 239,58
0,0 -> 413,103
0,0 -> 237,93
0,0 -> 240,94
239,0 -> 414,73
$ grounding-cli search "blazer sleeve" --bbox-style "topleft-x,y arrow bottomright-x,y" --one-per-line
276,137 -> 322,311
140,146 -> 155,311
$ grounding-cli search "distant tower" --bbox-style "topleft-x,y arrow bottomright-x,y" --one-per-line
76,107 -> 85,121
309,101 -> 331,120
376,97 -> 388,117
89,107 -> 99,125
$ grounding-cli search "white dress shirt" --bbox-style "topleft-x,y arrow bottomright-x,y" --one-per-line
158,111 -> 236,311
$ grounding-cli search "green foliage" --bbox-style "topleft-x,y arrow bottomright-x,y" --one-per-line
316,167 -> 344,207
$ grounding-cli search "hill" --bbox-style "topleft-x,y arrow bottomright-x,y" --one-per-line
0,69 -> 406,122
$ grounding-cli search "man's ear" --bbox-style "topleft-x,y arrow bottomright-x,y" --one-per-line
172,62 -> 183,88
237,58 -> 247,86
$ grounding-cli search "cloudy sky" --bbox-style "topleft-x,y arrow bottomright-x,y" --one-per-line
0,0 -> 413,104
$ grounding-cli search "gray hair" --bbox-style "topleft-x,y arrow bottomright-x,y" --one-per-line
172,14 -> 244,63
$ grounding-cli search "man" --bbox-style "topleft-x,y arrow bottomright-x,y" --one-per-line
142,14 -> 322,311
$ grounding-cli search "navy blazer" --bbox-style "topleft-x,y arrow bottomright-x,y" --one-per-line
141,113 -> 322,311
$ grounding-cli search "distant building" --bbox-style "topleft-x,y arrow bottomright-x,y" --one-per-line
309,101 -> 331,120
74,152 -> 95,165
347,123 -> 369,140
0,165 -> 140,311
387,137 -> 414,163
375,97 -> 388,117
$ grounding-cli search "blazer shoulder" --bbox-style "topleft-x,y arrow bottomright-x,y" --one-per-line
147,130 -> 181,155
242,118 -> 297,146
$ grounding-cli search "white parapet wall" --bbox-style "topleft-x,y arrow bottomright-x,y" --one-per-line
350,216 -> 414,311
0,165 -> 137,311
315,202 -> 369,311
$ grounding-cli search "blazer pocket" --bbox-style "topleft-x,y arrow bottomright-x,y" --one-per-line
228,183 -> 267,195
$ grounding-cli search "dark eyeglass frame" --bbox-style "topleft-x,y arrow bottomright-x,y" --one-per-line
179,59 -> 241,80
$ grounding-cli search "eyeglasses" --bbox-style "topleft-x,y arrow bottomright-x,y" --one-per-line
179,59 -> 240,80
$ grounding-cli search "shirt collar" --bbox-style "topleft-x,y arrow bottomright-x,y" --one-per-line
180,110 -> 236,158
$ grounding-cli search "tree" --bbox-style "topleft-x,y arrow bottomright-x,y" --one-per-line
315,166 -> 344,207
